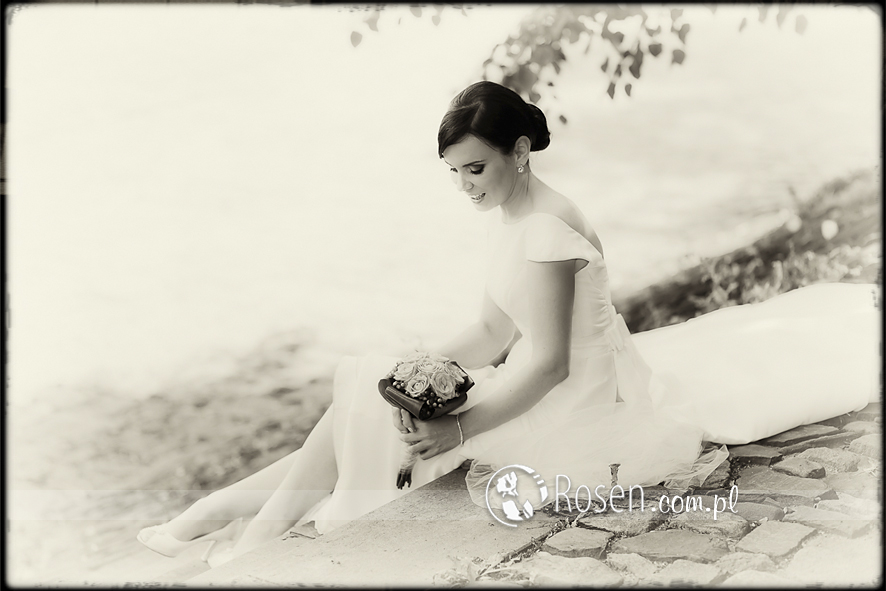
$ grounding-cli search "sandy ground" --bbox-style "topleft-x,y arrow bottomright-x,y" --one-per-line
8,335 -> 333,586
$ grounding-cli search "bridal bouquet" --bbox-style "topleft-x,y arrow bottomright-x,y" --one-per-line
378,352 -> 474,489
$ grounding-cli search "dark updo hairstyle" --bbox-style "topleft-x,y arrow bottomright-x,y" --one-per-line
437,81 -> 551,159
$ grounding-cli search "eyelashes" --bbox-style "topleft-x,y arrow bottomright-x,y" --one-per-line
449,167 -> 485,175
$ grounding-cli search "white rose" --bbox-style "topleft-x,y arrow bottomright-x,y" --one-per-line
393,361 -> 417,382
403,351 -> 427,363
406,373 -> 430,396
417,359 -> 444,374
443,362 -> 466,384
430,372 -> 457,400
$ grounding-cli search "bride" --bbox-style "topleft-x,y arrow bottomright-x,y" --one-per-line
137,81 -> 880,566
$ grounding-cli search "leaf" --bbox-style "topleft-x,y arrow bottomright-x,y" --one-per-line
502,64 -> 539,98
677,23 -> 690,43
564,23 -> 581,43
776,6 -> 788,28
365,11 -> 380,32
559,115 -> 568,124
350,31 -> 362,47
629,50 -> 643,79
607,82 -> 616,99
649,42 -> 662,57
625,83 -> 632,97
552,61 -> 561,74
614,63 -> 622,77
432,15 -> 440,26
532,44 -> 555,66
738,17 -> 747,32
672,48 -> 685,65
758,5 -> 770,23
410,6 -> 422,18
600,57 -> 609,73
795,14 -> 808,34
529,90 -> 541,103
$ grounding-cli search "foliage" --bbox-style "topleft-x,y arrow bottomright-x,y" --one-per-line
687,242 -> 877,316
346,4 -> 810,115
615,167 -> 882,333
479,4 -> 815,118
484,4 -> 693,106
348,4 -> 456,48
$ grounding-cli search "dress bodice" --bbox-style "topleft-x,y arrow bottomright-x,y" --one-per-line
486,212 -> 618,353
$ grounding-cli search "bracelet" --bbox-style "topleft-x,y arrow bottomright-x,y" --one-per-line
455,414 -> 465,446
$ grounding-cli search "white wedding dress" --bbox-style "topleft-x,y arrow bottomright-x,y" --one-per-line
300,211 -> 880,534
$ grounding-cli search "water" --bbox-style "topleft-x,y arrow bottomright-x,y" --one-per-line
8,4 -> 880,408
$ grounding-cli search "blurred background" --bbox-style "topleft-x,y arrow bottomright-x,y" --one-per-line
6,2 -> 881,584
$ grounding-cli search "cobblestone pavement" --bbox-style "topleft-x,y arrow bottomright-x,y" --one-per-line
146,402 -> 882,588
497,402 -> 882,587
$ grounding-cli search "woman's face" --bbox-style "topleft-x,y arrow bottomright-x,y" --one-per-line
442,135 -> 518,212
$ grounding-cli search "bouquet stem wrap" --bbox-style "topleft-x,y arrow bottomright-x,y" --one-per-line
378,352 -> 474,489
397,445 -> 420,489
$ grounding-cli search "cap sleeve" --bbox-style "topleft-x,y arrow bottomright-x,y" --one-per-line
524,213 -> 603,271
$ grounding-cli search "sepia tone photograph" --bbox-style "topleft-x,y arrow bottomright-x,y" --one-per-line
6,1 -> 882,587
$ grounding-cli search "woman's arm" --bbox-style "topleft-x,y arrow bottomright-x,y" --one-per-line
392,289 -> 516,435
435,290 -> 517,370
402,260 -> 576,458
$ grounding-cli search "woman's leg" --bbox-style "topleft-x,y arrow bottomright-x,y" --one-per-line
162,406 -> 335,542
227,405 -> 340,556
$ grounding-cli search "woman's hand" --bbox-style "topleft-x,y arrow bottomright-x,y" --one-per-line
391,408 -> 416,434
399,415 -> 461,460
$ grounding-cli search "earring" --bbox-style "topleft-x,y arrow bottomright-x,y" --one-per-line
517,164 -> 525,173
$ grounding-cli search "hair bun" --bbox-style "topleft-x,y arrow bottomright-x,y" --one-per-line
526,104 -> 551,152
437,81 -> 554,158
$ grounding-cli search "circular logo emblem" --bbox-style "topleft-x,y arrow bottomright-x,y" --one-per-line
484,464 -> 548,527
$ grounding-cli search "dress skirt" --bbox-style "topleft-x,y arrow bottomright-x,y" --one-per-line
300,282 -> 879,534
